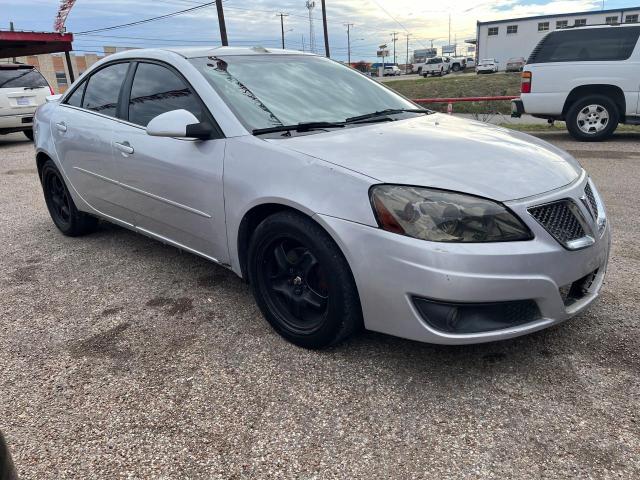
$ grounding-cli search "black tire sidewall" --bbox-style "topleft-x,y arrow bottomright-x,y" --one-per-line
41,160 -> 96,236
567,95 -> 619,141
247,212 -> 360,349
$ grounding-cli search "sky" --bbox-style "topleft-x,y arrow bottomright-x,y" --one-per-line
3,0 -> 639,61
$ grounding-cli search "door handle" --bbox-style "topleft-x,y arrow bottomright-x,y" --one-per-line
115,141 -> 134,155
55,122 -> 67,132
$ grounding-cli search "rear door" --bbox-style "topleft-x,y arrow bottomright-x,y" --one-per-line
50,61 -> 134,223
109,60 -> 228,262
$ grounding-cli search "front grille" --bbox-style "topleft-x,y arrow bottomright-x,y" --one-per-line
584,183 -> 599,219
528,200 -> 586,244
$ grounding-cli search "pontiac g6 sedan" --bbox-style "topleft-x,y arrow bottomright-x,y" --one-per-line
34,47 -> 610,349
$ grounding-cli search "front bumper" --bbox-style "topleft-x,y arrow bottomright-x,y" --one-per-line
316,173 -> 610,345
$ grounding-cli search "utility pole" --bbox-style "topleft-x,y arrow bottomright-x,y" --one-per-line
320,0 -> 330,57
344,23 -> 354,65
405,33 -> 411,73
216,0 -> 228,46
391,31 -> 399,64
277,13 -> 289,49
448,13 -> 451,47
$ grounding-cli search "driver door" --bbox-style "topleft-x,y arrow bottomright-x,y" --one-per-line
109,61 -> 228,264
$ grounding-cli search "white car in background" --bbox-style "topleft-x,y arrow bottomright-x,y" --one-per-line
383,65 -> 401,76
476,59 -> 499,74
512,24 -> 640,141
0,63 -> 52,140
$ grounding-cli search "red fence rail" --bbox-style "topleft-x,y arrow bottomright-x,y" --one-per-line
411,96 -> 519,114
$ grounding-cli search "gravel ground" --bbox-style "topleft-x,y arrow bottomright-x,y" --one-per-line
1,130 -> 639,479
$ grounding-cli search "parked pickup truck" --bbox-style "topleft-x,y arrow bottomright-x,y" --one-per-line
419,57 -> 449,77
512,24 -> 640,141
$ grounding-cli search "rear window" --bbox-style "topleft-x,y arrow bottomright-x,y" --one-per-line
529,26 -> 640,63
0,67 -> 48,88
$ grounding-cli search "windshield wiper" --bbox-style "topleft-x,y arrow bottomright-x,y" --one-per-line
253,121 -> 345,136
345,108 -> 430,123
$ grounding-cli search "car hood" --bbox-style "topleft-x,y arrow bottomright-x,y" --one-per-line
270,114 -> 582,202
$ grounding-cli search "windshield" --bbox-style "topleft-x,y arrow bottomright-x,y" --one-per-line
190,55 -> 416,131
0,68 -> 48,89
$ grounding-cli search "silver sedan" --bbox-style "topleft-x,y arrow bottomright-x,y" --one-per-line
33,47 -> 610,349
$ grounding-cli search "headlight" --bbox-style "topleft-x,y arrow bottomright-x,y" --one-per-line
369,185 -> 532,242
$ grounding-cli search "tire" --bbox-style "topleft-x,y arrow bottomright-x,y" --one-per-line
247,211 -> 362,349
23,129 -> 34,141
566,95 -> 619,142
452,64 -> 460,72
41,160 -> 98,236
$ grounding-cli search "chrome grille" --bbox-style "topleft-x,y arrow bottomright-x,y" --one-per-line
584,182 -> 599,219
528,200 -> 586,244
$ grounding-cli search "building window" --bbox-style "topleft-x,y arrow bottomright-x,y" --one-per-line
625,14 -> 639,23
606,16 -> 619,24
574,19 -> 587,26
55,72 -> 68,87
556,20 -> 568,28
538,22 -> 550,31
488,27 -> 499,36
507,25 -> 518,34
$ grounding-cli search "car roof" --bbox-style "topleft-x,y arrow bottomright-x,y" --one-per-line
106,46 -> 316,60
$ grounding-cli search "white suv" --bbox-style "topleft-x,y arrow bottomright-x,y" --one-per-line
0,64 -> 52,141
512,24 -> 640,141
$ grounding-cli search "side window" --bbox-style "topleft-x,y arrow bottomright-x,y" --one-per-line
128,62 -> 204,127
65,81 -> 86,108
83,62 -> 129,117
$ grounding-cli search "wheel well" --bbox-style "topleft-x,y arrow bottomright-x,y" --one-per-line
237,203 -> 306,280
562,85 -> 626,118
35,152 -> 51,181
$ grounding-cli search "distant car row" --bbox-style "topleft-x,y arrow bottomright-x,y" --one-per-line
413,56 -> 476,77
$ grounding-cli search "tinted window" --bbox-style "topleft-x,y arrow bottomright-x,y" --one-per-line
128,63 -> 204,127
0,68 -> 48,88
65,82 -> 86,107
83,62 -> 129,117
530,27 -> 640,63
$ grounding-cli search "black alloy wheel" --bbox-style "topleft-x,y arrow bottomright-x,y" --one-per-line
41,160 -> 98,236
248,211 -> 362,349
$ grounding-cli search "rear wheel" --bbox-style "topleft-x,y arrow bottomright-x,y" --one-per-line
248,211 -> 362,349
566,95 -> 619,142
452,64 -> 460,72
41,160 -> 98,236
23,129 -> 33,141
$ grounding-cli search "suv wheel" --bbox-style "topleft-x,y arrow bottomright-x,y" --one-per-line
566,95 -> 619,141
248,211 -> 362,349
452,64 -> 460,72
41,160 -> 98,236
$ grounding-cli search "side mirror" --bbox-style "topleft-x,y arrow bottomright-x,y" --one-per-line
146,109 -> 213,140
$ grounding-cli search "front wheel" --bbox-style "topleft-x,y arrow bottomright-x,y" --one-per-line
566,95 -> 619,142
248,211 -> 362,349
41,160 -> 98,236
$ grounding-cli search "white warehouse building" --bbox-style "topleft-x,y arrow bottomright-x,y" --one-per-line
476,6 -> 640,69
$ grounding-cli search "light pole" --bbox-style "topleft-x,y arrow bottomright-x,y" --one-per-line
405,33 -> 411,74
321,0 -> 330,57
391,31 -> 398,64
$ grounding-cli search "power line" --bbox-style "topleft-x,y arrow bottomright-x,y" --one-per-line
75,1 -> 217,35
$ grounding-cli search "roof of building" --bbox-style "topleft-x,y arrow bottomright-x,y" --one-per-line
477,6 -> 640,26
0,30 -> 73,57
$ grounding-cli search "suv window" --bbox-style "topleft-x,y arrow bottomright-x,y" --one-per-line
83,62 -> 129,117
0,67 -> 48,89
128,62 -> 204,127
529,26 -> 640,63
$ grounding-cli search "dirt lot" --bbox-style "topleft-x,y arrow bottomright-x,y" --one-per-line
1,130 -> 639,479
